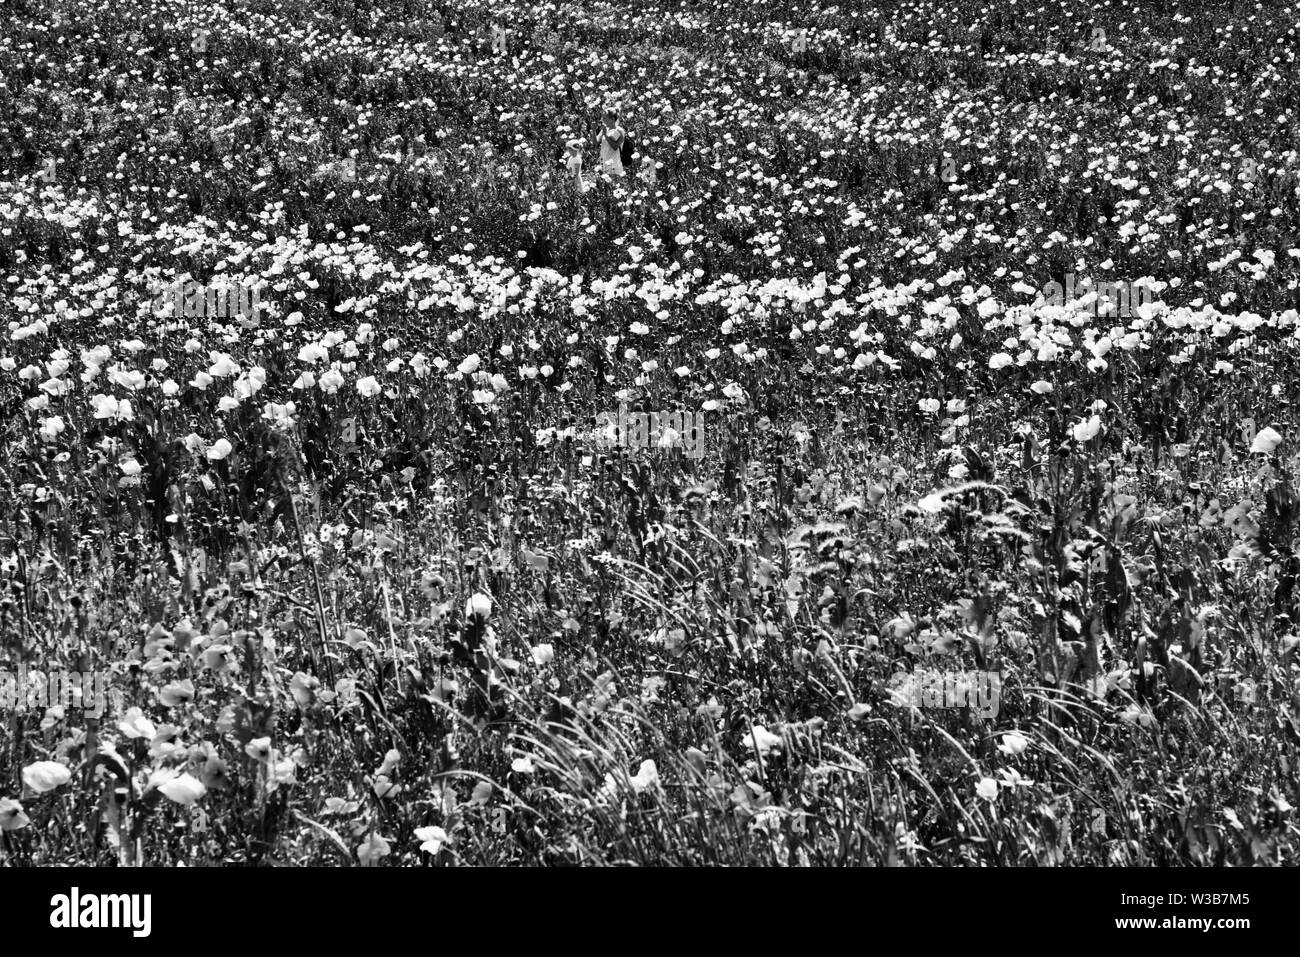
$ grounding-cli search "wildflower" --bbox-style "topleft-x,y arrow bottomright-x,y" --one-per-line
356,833 -> 391,866
90,394 -> 134,421
918,492 -> 947,513
1072,415 -> 1102,442
118,707 -> 157,740
745,724 -> 783,754
466,593 -> 492,620
39,416 -> 65,441
629,759 -> 659,793
1250,426 -> 1282,454
998,731 -> 1029,756
415,825 -> 447,856
0,798 -> 30,831
159,773 -> 207,806
159,680 -> 195,707
22,761 -> 72,793
318,369 -> 344,393
208,353 -> 239,377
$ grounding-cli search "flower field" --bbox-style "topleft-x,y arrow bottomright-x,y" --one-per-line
1,0 -> 1299,865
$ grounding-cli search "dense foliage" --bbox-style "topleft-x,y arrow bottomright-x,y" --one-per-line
1,0 -> 1299,865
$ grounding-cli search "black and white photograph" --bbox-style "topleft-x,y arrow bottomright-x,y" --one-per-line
0,0 -> 1292,934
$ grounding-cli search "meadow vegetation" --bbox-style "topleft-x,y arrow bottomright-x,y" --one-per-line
1,0 -> 1299,865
